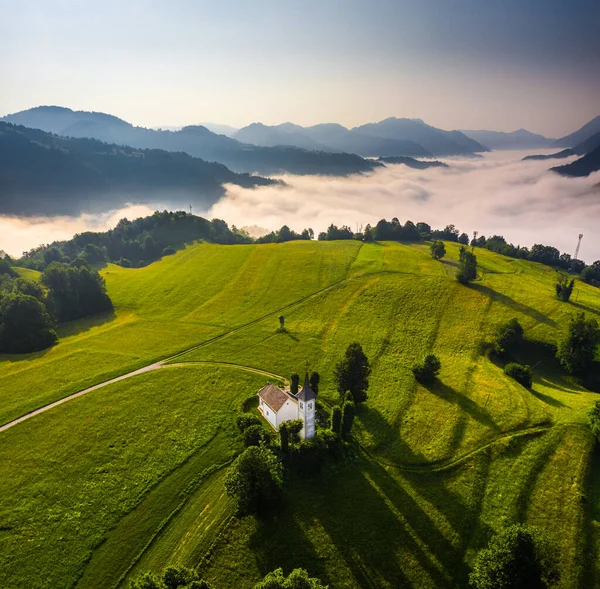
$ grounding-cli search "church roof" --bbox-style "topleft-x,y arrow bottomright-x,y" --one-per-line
296,373 -> 316,402
257,383 -> 293,412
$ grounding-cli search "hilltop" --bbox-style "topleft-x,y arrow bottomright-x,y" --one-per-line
1,236 -> 599,589
0,122 -> 277,217
1,106 -> 380,177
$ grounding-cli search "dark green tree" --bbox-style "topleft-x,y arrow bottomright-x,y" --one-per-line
290,373 -> 300,395
588,401 -> 600,442
341,401 -> 356,438
412,354 -> 441,384
330,406 -> 342,435
253,567 -> 328,589
430,240 -> 446,260
457,246 -> 477,284
279,421 -> 290,453
309,371 -> 320,394
494,318 -> 524,355
243,424 -> 266,447
504,363 -> 533,389
556,312 -> 600,374
458,232 -> 470,245
287,419 -> 303,448
129,572 -> 163,589
334,342 -> 371,403
469,524 -> 558,589
224,446 -> 283,515
555,273 -> 575,302
236,414 -> 262,432
0,293 -> 57,353
162,565 -> 197,589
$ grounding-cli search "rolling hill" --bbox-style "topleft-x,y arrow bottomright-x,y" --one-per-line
1,107 -> 380,177
461,128 -> 554,150
0,122 -> 277,217
1,238 -> 599,589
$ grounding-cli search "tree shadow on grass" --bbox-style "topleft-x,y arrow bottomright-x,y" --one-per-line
470,283 -> 556,327
56,309 -> 117,338
428,380 -> 499,431
569,300 -> 600,317
530,388 -> 570,408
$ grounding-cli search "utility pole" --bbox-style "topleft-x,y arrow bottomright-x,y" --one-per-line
574,234 -> 583,261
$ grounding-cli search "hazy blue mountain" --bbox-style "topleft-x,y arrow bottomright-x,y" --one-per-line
522,149 -> 575,161
0,122 -> 277,217
1,107 -> 379,176
522,131 -> 600,161
462,128 -> 553,150
234,122 -> 333,151
199,122 -> 239,137
352,117 -> 487,156
554,115 -> 600,148
574,131 -> 600,155
234,121 -> 433,157
551,146 -> 600,177
378,156 -> 448,169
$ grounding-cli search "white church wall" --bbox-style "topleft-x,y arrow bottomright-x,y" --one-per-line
276,398 -> 298,426
259,399 -> 278,430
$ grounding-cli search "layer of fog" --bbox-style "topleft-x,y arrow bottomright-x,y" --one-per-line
1,151 -> 599,263
210,150 -> 600,262
0,205 -> 155,257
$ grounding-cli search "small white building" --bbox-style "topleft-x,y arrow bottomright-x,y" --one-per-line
257,373 -> 316,439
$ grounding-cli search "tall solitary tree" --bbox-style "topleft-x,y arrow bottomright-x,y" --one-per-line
334,342 -> 371,403
556,312 -> 600,374
290,373 -> 300,395
457,246 -> 478,284
430,240 -> 446,260
555,273 -> 575,302
330,406 -> 342,434
309,371 -> 320,394
341,401 -> 356,437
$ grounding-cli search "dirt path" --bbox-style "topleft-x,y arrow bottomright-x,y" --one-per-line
0,363 -> 162,434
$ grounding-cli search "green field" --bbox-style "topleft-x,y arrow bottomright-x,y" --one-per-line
1,240 -> 599,589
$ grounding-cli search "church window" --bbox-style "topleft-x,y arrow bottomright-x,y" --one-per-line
308,403 -> 312,409
299,402 -> 304,410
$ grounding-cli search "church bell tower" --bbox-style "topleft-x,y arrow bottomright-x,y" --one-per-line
296,372 -> 316,439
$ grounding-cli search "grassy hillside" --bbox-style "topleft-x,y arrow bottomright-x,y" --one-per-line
0,240 -> 599,589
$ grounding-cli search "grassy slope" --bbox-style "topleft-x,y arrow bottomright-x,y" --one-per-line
0,241 -> 359,425
14,266 -> 41,281
0,365 -> 267,589
0,240 -> 599,589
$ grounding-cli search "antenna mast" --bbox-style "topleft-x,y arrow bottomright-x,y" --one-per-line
189,205 -> 193,215
574,234 -> 583,260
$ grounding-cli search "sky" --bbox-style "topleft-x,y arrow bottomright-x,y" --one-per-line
1,0 -> 599,137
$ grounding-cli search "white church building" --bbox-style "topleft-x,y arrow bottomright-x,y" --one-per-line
257,373 -> 316,439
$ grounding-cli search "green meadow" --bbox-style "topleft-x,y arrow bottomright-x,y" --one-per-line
1,240 -> 599,588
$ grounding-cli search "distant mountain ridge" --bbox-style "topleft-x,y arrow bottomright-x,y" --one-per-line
0,121 -> 277,217
461,128 -> 554,150
235,117 -> 485,157
554,115 -> 600,148
1,107 -> 380,177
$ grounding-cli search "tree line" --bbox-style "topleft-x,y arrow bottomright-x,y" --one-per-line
0,259 -> 112,354
14,211 -> 600,288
